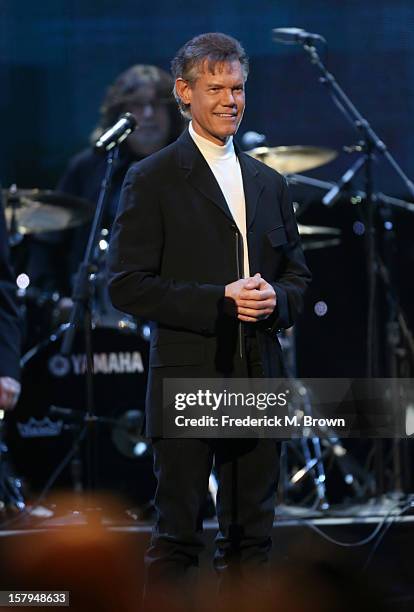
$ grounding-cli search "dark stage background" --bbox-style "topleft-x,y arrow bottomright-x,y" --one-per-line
1,0 -> 414,376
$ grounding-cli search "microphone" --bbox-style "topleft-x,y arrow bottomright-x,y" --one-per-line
95,112 -> 137,152
272,28 -> 326,45
241,131 -> 267,150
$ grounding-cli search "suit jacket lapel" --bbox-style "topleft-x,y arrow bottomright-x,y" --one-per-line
176,129 -> 265,228
176,129 -> 234,223
236,145 -> 265,229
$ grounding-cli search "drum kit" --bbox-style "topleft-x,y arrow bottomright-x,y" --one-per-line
2,187 -> 154,517
0,139 -> 408,521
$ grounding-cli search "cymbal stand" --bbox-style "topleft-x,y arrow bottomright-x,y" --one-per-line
278,330 -> 329,510
279,331 -> 373,510
297,385 -> 329,510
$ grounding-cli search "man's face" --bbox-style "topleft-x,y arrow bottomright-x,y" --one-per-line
177,60 -> 245,146
125,84 -> 171,156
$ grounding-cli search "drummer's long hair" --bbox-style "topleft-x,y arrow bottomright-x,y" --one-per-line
90,64 -> 184,145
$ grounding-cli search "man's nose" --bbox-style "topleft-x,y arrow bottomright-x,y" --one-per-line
221,89 -> 236,106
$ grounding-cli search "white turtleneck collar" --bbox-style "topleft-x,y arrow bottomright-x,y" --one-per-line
188,120 -> 250,277
189,121 -> 235,160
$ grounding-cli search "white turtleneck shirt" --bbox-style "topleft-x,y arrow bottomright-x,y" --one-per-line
189,121 -> 250,277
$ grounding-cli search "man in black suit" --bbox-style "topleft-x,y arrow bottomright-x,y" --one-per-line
108,33 -> 311,592
0,200 -> 20,411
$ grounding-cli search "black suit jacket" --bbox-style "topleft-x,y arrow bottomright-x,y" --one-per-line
0,202 -> 21,380
108,129 -> 311,436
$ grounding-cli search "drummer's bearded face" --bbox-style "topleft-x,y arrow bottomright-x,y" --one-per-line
125,84 -> 171,156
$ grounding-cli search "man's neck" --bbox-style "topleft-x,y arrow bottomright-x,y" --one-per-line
189,122 -> 231,147
189,122 -> 234,156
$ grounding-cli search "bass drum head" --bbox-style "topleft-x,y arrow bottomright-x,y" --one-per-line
5,325 -> 156,507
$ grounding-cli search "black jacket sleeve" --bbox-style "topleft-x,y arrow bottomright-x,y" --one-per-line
266,177 -> 312,332
107,167 -> 225,334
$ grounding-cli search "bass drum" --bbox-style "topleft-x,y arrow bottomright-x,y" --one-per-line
5,324 -> 156,507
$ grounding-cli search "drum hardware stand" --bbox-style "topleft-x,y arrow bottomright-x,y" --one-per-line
297,388 -> 329,511
0,414 -> 26,515
278,330 -> 375,511
48,405 -> 145,494
287,174 -> 414,216
47,405 -> 152,519
281,435 -> 376,512
278,334 -> 330,510
295,38 -> 414,500
58,422 -> 84,501
281,379 -> 374,512
379,258 -> 414,495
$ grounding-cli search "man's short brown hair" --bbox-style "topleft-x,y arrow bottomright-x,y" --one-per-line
171,32 -> 249,119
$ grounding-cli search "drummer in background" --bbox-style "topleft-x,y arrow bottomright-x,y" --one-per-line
27,64 -> 184,296
0,199 -> 21,411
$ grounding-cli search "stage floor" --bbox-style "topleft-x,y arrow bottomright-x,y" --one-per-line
1,500 -> 413,611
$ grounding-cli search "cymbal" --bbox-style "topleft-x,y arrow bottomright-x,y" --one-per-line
298,223 -> 341,251
246,145 -> 337,175
3,189 -> 93,234
297,223 -> 341,236
302,238 -> 341,251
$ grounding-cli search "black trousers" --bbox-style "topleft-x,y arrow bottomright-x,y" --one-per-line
144,337 -> 281,591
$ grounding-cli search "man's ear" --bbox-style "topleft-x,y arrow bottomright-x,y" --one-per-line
175,78 -> 192,106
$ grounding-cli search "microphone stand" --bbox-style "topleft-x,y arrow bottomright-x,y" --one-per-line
298,41 -> 414,496
60,145 -> 119,515
300,41 -> 414,376
301,45 -> 414,197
